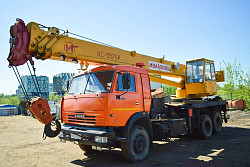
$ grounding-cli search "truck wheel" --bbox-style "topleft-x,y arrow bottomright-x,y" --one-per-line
121,125 -> 150,162
211,111 -> 222,134
79,144 -> 94,153
199,114 -> 212,139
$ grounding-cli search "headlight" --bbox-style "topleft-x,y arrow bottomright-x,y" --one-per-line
95,136 -> 102,143
102,136 -> 108,143
95,136 -> 108,143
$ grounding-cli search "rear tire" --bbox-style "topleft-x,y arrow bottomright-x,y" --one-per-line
211,111 -> 222,134
121,125 -> 150,162
79,144 -> 94,153
199,114 -> 212,139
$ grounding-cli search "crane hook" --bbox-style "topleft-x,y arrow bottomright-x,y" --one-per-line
43,119 -> 61,139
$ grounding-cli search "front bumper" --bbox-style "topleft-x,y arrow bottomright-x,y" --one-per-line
58,124 -> 116,147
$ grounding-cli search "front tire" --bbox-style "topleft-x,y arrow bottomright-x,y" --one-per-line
121,125 -> 150,162
199,114 -> 212,139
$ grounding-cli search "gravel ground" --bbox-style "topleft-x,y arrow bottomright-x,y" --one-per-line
0,110 -> 249,167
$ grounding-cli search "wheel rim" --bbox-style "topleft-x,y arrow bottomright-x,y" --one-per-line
133,134 -> 146,154
205,121 -> 211,134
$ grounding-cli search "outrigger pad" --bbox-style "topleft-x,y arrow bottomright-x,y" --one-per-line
28,97 -> 53,125
8,18 -> 33,66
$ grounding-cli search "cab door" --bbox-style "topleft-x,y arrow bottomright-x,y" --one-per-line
204,62 -> 217,94
109,72 -> 143,127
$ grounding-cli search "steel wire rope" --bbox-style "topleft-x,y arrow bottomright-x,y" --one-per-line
12,66 -> 29,101
26,62 -> 42,97
9,41 -> 29,101
37,23 -> 121,49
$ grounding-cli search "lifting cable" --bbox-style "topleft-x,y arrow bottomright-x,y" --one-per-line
26,62 -> 42,97
38,23 -> 121,49
9,26 -> 42,100
9,42 -> 29,101
11,66 -> 29,101
10,62 -> 43,101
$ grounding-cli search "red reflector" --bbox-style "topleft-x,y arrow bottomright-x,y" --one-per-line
189,109 -> 193,117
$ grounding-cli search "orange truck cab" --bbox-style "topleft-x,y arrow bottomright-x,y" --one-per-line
59,65 -> 153,148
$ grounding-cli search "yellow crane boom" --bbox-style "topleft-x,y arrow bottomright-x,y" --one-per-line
8,19 -> 224,98
26,22 -> 185,88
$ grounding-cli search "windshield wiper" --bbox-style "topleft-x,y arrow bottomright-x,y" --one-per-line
85,89 -> 97,93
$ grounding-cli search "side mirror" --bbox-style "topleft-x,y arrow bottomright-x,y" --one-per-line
123,73 -> 131,90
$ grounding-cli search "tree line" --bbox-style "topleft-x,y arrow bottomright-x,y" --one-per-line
0,94 -> 20,106
0,93 -> 61,106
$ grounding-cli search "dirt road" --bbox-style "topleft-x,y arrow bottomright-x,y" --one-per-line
1,111 -> 250,167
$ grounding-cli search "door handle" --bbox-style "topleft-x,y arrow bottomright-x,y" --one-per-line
135,102 -> 140,105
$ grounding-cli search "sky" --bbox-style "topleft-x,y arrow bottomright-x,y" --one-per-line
0,0 -> 249,94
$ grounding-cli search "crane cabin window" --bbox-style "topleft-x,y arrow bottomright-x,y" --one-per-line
116,73 -> 136,92
186,60 -> 204,83
211,63 -> 216,81
205,62 -> 212,81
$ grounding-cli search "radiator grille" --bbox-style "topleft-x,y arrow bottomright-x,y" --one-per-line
66,111 -> 104,126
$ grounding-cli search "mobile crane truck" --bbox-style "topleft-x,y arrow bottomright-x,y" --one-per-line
8,19 -> 228,162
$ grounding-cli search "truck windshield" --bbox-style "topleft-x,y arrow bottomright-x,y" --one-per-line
67,71 -> 114,95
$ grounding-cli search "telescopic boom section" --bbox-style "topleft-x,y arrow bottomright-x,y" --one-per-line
8,19 -> 186,88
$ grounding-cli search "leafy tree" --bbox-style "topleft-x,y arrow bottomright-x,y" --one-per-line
49,93 -> 57,101
0,94 -> 20,106
55,95 -> 62,100
163,85 -> 177,96
217,60 -> 250,109
10,96 -> 20,106
49,93 -> 61,101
